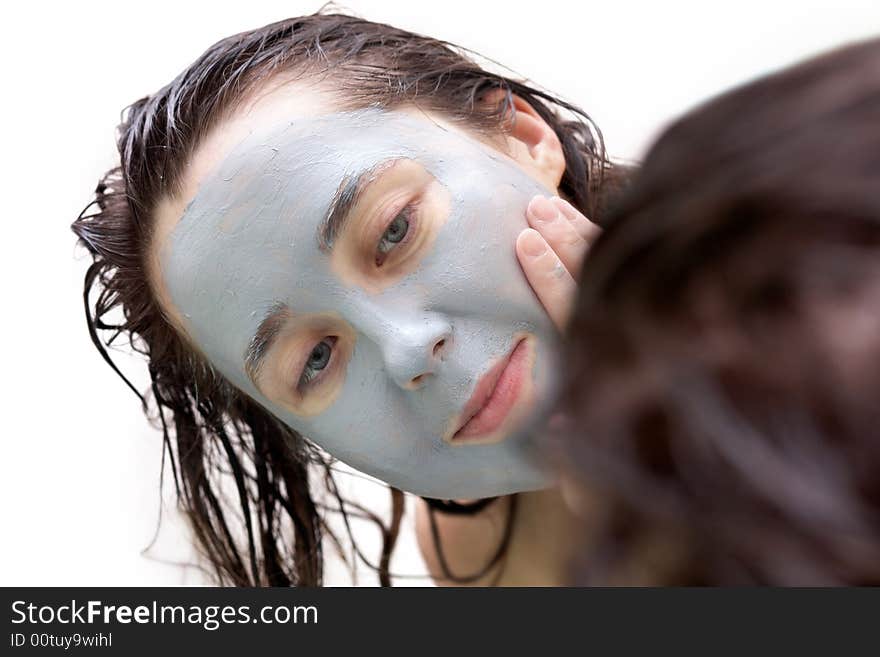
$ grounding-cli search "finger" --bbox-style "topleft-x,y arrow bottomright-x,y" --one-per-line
516,228 -> 577,331
551,196 -> 601,244
527,196 -> 589,277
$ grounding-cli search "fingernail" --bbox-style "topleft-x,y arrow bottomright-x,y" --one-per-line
520,229 -> 547,257
551,196 -> 577,221
528,196 -> 558,223
552,197 -> 597,240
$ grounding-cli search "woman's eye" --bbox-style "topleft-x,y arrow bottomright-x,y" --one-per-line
375,205 -> 413,266
299,337 -> 336,388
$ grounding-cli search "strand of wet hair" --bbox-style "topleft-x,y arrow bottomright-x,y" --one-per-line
321,469 -> 403,586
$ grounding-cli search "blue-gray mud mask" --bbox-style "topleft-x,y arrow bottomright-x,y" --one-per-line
160,108 -> 561,499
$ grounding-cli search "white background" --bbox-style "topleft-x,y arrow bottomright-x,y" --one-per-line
1,0 -> 877,585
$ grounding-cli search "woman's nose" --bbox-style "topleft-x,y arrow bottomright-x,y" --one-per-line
372,312 -> 452,390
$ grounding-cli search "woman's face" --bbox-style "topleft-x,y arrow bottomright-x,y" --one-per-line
151,86 -> 562,499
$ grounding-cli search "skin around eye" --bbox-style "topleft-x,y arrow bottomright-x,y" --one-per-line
329,160 -> 451,293
298,336 -> 338,389
375,202 -> 418,267
255,314 -> 356,418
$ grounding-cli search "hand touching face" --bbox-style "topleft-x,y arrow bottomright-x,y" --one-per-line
517,195 -> 600,331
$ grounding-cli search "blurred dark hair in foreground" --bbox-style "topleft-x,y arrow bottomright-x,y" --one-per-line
556,37 -> 880,585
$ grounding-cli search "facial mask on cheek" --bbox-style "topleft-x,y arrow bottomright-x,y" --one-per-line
162,108 -> 562,499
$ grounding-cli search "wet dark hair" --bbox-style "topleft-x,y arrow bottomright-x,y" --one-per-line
556,37 -> 880,585
71,8 -> 625,586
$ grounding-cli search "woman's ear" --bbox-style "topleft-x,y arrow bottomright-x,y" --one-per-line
482,88 -> 566,191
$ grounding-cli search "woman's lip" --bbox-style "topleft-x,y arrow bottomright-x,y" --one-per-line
450,338 -> 529,443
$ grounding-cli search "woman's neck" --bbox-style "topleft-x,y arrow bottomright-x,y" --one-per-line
415,487 -> 579,586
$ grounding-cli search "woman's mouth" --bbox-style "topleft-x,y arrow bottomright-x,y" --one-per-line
449,337 -> 533,444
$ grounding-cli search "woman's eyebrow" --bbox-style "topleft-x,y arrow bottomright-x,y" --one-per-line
244,302 -> 291,386
317,157 -> 401,253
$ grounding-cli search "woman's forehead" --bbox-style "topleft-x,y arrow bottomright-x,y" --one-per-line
159,107 -> 512,305
170,82 -> 339,215
150,83 -> 493,271
172,81 -> 498,216
148,87 -> 513,354
148,82 -> 336,325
